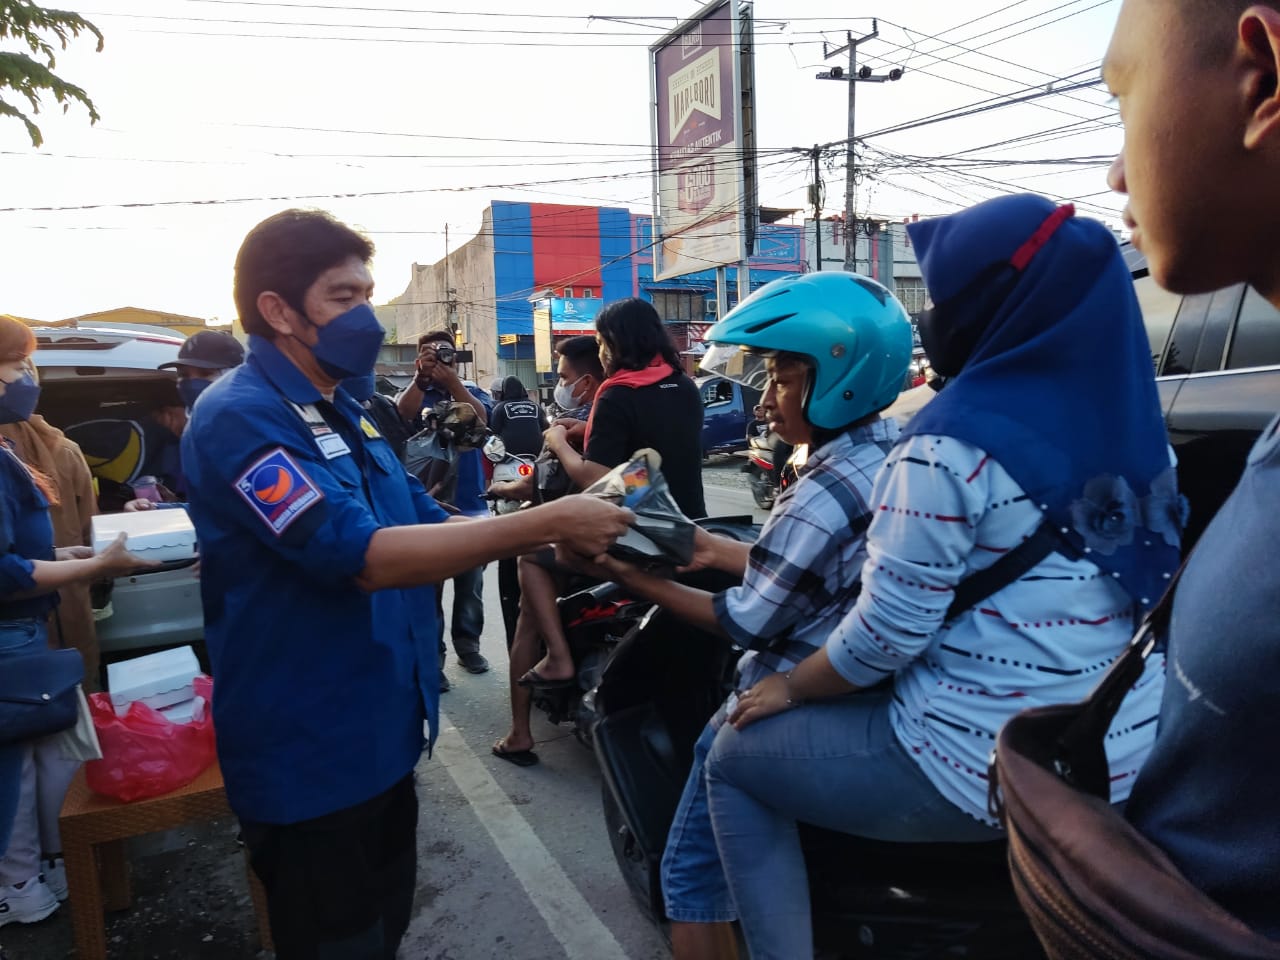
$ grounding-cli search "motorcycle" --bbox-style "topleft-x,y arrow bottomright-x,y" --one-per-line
482,435 -> 537,516
743,422 -> 799,511
591,553 -> 1046,959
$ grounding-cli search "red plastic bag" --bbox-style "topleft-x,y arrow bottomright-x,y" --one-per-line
85,675 -> 216,802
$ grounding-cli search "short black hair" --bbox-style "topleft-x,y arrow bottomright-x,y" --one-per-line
234,209 -> 374,338
594,298 -> 681,373
556,334 -> 604,380
417,329 -> 454,348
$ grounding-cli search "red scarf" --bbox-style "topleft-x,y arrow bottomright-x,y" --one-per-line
583,356 -> 676,447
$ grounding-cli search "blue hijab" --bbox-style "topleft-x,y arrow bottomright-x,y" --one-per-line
903,194 -> 1182,610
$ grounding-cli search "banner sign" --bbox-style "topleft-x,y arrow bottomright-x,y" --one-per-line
651,1 -> 749,281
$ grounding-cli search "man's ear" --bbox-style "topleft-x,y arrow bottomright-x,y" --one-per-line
257,291 -> 303,339
1241,6 -> 1280,150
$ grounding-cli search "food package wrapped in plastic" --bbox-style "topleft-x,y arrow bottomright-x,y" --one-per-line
583,449 -> 696,569
85,675 -> 215,802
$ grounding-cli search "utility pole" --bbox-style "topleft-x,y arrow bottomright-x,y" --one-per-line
809,144 -> 823,272
817,19 -> 904,274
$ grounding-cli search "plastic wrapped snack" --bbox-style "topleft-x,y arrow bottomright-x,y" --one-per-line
583,449 -> 696,569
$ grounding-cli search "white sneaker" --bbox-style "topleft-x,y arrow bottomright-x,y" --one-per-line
0,876 -> 59,927
42,857 -> 68,902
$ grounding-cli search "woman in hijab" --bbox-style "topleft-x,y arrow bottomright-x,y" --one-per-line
698,195 -> 1183,960
0,317 -> 148,928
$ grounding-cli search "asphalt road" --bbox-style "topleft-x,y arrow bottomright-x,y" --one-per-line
1,459 -> 767,960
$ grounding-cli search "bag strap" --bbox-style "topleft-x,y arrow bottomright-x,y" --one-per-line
1054,559 -> 1186,765
946,519 -> 1067,622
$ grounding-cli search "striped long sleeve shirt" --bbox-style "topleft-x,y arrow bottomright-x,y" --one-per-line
826,434 -> 1166,825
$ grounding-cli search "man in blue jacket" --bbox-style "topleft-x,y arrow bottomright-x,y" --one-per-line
182,208 -> 631,959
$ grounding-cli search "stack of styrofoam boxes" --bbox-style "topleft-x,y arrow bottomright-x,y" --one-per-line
106,645 -> 205,723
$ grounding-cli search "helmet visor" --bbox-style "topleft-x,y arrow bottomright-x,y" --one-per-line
700,342 -> 771,390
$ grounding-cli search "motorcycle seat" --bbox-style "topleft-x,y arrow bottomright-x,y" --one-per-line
801,824 -> 1010,885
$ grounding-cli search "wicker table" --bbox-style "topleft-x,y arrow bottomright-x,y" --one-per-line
59,761 -> 274,958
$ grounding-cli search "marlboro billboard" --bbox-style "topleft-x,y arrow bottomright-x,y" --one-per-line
651,0 -> 754,281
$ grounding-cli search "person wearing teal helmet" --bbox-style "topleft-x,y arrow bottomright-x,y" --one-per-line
595,271 -> 912,960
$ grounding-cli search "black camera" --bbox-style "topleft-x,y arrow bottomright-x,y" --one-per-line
433,344 -> 456,366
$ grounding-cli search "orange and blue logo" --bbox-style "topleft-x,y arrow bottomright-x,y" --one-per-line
235,448 -> 322,536
251,464 -> 294,505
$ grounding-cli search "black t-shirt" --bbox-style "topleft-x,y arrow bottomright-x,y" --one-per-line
490,398 -> 548,457
585,372 -> 707,519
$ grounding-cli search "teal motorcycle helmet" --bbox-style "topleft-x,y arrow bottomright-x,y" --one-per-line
700,272 -> 914,430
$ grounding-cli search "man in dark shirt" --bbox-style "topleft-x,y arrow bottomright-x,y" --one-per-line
489,375 -> 547,458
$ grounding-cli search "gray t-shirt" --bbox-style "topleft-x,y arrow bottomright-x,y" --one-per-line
1126,412 -> 1280,938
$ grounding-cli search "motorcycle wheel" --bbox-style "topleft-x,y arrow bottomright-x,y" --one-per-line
750,479 -> 776,511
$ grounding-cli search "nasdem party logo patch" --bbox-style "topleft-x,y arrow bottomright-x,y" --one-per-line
235,448 -> 322,535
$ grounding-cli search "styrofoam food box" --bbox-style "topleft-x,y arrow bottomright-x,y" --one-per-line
91,510 -> 197,565
158,696 -> 206,725
107,645 -> 201,717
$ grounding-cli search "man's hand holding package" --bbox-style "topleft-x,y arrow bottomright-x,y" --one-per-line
547,494 -> 633,558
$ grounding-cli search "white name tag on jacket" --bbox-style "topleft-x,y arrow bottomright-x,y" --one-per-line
290,402 -> 352,460
316,431 -> 351,460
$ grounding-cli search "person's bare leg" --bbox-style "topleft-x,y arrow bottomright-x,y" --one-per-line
496,597 -> 541,755
519,556 -> 574,682
671,921 -> 738,960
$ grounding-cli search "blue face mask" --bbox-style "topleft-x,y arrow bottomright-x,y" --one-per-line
0,372 -> 41,424
177,377 -> 213,411
308,303 -> 385,380
341,374 -> 377,403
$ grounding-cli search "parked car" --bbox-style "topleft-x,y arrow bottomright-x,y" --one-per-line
698,374 -> 761,457
32,326 -> 204,657
1128,245 -> 1280,547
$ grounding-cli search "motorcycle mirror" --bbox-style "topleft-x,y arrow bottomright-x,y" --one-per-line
483,435 -> 507,462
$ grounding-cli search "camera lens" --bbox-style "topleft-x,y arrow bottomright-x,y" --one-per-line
436,345 -> 455,365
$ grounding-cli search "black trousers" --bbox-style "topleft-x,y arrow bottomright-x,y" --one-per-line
497,556 -> 520,650
240,775 -> 418,960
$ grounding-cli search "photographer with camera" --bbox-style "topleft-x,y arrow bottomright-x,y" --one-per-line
396,331 -> 492,686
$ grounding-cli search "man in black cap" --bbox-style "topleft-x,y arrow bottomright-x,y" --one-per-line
124,330 -> 245,510
158,330 -> 247,413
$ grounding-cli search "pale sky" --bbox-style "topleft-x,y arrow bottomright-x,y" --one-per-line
0,0 -> 1124,324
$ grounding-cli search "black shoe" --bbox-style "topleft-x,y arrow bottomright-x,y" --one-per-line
439,671 -> 452,693
458,651 -> 490,674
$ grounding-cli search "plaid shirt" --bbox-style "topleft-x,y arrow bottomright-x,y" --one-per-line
710,419 -> 897,725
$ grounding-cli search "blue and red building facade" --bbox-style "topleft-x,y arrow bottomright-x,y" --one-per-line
488,200 -> 804,365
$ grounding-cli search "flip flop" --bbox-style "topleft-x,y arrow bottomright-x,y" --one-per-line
516,667 -> 576,690
492,740 -> 539,767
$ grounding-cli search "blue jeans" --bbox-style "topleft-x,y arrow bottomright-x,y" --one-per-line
0,619 -> 47,869
436,565 -> 484,659
660,723 -> 736,923
704,689 -> 999,960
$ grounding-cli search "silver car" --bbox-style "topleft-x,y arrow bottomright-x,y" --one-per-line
33,326 -> 204,655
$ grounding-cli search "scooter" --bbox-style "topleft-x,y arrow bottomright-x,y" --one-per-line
482,435 -> 537,516
591,569 -> 1046,959
547,512 -> 762,747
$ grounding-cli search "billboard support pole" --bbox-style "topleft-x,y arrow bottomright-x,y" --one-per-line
716,265 -> 729,325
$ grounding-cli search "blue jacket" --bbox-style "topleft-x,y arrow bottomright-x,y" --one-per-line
0,443 -> 56,621
182,336 -> 447,825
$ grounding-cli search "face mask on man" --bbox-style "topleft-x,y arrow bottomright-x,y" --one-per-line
0,371 -> 41,425
177,377 -> 213,411
553,375 -> 587,412
306,303 -> 385,380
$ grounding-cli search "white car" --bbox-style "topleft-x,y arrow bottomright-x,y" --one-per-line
33,326 -> 204,656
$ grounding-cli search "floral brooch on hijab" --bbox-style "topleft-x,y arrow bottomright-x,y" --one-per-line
1070,469 -> 1189,555
1070,475 -> 1138,555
